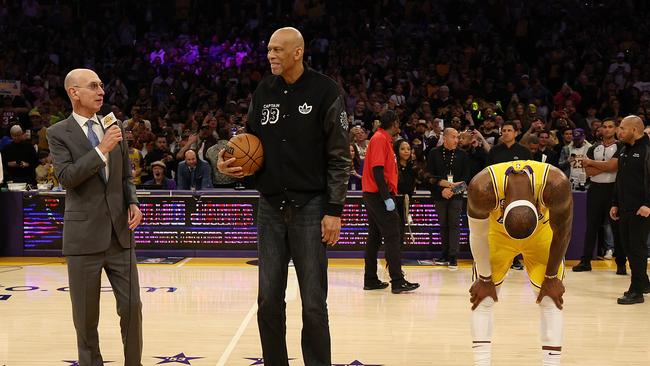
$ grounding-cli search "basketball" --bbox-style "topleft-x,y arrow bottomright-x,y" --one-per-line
222,133 -> 264,176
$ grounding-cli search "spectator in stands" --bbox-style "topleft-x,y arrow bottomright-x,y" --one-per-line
394,139 -> 418,244
35,149 -> 57,187
553,83 -> 582,111
458,130 -> 489,183
125,130 -> 145,185
487,121 -> 532,165
176,149 -> 211,190
195,118 -> 218,161
348,144 -> 363,191
1,125 -> 37,185
123,106 -> 152,132
143,161 -> 176,190
144,133 -> 176,179
351,126 -> 369,161
558,128 -> 592,189
533,130 -> 559,167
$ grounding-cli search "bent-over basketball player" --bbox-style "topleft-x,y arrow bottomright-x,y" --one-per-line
467,160 -> 572,366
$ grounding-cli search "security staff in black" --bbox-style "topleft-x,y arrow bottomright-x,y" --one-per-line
610,116 -> 650,305
573,119 -> 625,273
218,27 -> 350,365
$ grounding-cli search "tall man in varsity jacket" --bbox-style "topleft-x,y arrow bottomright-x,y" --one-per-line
218,27 -> 350,366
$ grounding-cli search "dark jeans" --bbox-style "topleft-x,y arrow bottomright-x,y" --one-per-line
257,195 -> 331,366
66,234 -> 142,366
582,182 -> 625,265
619,211 -> 650,293
434,198 -> 464,260
363,192 -> 405,284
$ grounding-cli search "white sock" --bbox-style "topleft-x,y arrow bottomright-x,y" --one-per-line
539,296 -> 563,366
471,297 -> 495,366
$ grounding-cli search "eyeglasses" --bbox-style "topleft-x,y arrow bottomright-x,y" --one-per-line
73,82 -> 104,91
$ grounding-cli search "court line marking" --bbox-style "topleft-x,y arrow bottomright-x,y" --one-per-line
175,258 -> 191,267
215,266 -> 298,365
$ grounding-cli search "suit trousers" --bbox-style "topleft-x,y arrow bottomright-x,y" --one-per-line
619,211 -> 650,293
434,198 -> 464,260
66,232 -> 143,366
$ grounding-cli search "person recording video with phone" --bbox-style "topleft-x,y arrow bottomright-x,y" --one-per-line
427,127 -> 470,269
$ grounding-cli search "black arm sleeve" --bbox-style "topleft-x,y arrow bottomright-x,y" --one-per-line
373,166 -> 391,201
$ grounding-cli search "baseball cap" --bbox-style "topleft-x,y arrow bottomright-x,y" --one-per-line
572,128 -> 585,140
28,108 -> 41,117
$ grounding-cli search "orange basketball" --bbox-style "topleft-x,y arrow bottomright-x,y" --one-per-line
222,133 -> 264,176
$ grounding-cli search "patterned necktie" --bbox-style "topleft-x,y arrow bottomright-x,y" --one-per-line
85,120 -> 106,182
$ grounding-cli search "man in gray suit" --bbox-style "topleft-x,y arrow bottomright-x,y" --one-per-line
47,68 -> 143,366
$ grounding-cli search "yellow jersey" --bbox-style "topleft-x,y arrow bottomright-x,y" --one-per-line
482,160 -> 562,288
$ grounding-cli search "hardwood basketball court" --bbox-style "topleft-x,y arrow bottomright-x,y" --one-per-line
0,258 -> 648,365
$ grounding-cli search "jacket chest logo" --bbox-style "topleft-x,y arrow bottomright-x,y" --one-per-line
298,103 -> 312,114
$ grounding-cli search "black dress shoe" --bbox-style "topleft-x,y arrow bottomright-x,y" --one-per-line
363,281 -> 389,290
617,291 -> 644,304
616,264 -> 627,275
572,261 -> 592,272
391,281 -> 420,294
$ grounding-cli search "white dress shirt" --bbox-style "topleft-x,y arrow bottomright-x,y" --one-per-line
72,112 -> 110,180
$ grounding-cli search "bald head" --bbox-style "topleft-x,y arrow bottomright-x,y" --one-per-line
442,127 -> 459,149
64,68 -> 104,117
267,27 -> 305,83
270,27 -> 304,50
618,115 -> 645,144
621,115 -> 644,131
64,69 -> 98,95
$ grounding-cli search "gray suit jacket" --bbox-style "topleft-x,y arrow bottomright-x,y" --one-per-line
47,115 -> 138,255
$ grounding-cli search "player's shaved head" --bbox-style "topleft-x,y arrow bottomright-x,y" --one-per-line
504,205 -> 538,239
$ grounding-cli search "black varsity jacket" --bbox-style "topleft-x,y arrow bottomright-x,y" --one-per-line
247,64 -> 351,216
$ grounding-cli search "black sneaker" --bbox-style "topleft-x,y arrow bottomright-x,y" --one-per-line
448,258 -> 458,271
391,281 -> 420,294
510,258 -> 524,270
616,264 -> 627,275
572,261 -> 592,272
434,257 -> 449,266
363,280 -> 389,290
